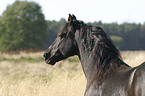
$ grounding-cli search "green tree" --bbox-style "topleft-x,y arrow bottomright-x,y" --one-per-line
0,1 -> 46,51
110,35 -> 124,49
44,18 -> 66,49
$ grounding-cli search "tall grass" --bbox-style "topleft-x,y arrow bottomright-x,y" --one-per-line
121,51 -> 145,67
0,51 -> 145,96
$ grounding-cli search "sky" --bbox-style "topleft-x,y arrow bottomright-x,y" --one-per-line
0,0 -> 145,24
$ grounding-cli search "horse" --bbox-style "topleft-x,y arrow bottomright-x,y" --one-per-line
43,14 -> 145,96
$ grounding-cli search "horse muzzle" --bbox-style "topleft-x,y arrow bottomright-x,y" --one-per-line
43,49 -> 66,65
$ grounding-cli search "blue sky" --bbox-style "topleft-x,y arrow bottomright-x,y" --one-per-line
0,0 -> 145,24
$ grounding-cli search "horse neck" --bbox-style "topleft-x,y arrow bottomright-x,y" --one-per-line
78,47 -> 95,80
78,45 -> 130,83
76,36 -> 129,84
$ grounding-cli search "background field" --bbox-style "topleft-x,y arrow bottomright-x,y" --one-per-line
0,51 -> 145,96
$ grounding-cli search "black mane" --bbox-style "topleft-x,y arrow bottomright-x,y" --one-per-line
78,22 -> 128,81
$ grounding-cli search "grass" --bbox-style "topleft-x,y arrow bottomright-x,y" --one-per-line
121,50 -> 145,67
0,51 -> 145,96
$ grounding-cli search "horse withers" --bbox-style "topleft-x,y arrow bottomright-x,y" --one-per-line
44,14 -> 145,96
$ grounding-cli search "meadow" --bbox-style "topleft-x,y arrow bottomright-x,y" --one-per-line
0,51 -> 145,96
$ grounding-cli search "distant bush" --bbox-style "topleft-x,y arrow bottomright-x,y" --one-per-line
110,35 -> 124,49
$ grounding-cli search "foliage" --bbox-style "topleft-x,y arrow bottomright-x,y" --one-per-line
0,1 -> 145,51
44,18 -> 66,49
90,22 -> 145,50
0,1 -> 47,51
44,20 -> 145,50
110,35 -> 124,49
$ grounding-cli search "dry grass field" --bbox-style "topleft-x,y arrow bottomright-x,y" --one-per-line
0,51 -> 145,96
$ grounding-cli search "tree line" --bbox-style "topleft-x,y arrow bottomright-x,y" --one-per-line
0,1 -> 145,52
46,20 -> 145,50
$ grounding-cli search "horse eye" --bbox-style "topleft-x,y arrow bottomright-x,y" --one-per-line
58,33 -> 66,39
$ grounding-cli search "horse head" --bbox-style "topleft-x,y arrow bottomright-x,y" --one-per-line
43,14 -> 80,65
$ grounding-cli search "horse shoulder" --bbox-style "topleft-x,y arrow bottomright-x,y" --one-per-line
129,62 -> 145,96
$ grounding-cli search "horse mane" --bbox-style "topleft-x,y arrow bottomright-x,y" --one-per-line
78,22 -> 129,83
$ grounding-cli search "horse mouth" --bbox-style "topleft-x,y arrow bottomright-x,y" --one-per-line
45,58 -> 56,65
44,50 -> 65,65
44,53 -> 57,65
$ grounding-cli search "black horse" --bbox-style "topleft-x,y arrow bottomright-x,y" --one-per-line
44,14 -> 145,96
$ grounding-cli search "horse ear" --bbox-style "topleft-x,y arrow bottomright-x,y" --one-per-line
68,14 -> 74,26
68,14 -> 73,22
68,14 -> 77,22
72,14 -> 77,20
